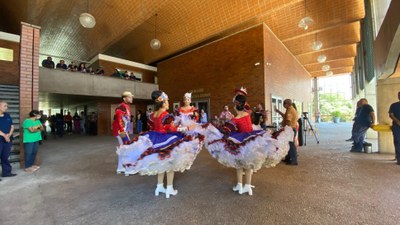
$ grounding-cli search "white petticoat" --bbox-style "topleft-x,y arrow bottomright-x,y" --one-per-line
116,132 -> 204,176
203,125 -> 294,171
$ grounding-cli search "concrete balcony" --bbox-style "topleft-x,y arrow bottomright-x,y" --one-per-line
39,67 -> 158,99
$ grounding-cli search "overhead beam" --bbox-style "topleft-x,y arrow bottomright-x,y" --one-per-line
282,18 -> 362,42
303,57 -> 356,66
295,41 -> 360,57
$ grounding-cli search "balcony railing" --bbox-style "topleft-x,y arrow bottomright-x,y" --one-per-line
39,67 -> 158,99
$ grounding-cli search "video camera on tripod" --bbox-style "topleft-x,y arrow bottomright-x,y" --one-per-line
302,112 -> 309,119
301,111 -> 319,145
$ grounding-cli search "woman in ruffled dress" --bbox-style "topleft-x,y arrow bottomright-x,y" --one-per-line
178,93 -> 199,123
117,90 -> 203,198
204,91 -> 293,196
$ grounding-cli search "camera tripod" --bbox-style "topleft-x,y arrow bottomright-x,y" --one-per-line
302,112 -> 319,145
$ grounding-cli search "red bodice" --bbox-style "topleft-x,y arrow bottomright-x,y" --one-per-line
178,106 -> 199,121
150,111 -> 177,133
231,114 -> 253,132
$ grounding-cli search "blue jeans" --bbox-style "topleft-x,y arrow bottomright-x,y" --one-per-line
0,141 -> 12,176
352,123 -> 369,151
137,120 -> 142,133
392,124 -> 400,163
285,128 -> 297,163
24,141 -> 39,168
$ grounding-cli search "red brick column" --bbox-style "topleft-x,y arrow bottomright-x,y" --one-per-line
19,22 -> 41,167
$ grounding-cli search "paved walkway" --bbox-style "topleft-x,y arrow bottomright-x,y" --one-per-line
1,122 -> 399,225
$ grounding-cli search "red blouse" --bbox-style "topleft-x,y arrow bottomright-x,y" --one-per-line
231,114 -> 253,132
150,111 -> 177,133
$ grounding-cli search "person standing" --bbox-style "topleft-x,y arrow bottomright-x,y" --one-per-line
23,110 -> 44,173
389,91 -> 400,165
275,99 -> 298,165
112,91 -> 133,174
0,101 -> 17,179
79,111 -> 86,134
351,98 -> 375,152
136,110 -> 143,133
219,105 -> 233,124
65,112 -> 73,134
253,103 -> 268,130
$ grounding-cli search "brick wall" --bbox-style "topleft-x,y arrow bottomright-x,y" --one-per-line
19,23 -> 40,167
263,25 -> 311,111
0,39 -> 20,85
157,24 -> 310,117
158,25 -> 265,117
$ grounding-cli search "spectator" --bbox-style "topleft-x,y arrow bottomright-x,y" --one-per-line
95,66 -> 104,75
89,112 -> 98,135
23,110 -> 44,173
253,103 -> 268,130
200,109 -> 208,124
389,91 -> 400,165
146,108 -> 153,119
56,60 -> 68,70
42,56 -> 55,69
64,112 -> 73,134
55,113 -> 64,138
73,112 -> 81,133
0,100 -> 17,179
346,100 -> 362,142
112,69 -> 121,78
78,63 -> 86,73
275,99 -> 298,165
79,111 -> 86,134
39,110 -> 48,141
87,66 -> 95,74
136,110 -> 143,133
351,98 -> 375,152
219,105 -> 233,123
68,61 -> 78,71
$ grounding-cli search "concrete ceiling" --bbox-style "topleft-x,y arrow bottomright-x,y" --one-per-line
0,0 -> 365,77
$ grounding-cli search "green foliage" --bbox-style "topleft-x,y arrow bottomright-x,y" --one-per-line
331,111 -> 341,117
319,93 -> 353,121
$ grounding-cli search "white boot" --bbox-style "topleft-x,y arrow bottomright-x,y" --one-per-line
242,184 -> 253,196
165,185 -> 178,198
155,184 -> 166,196
232,183 -> 243,193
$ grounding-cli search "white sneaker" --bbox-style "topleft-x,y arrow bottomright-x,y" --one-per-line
116,169 -> 125,174
242,184 -> 253,196
232,183 -> 243,193
155,184 -> 166,196
165,185 -> 178,198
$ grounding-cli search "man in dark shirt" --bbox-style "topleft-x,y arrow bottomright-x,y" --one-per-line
42,56 -> 55,69
0,100 -> 17,179
56,60 -> 68,70
351,98 -> 375,152
389,91 -> 400,165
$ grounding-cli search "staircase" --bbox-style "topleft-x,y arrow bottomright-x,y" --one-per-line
0,84 -> 20,163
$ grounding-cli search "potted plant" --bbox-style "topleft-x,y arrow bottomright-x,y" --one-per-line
331,111 -> 341,123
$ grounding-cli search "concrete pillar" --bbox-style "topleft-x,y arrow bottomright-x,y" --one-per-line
313,77 -> 319,122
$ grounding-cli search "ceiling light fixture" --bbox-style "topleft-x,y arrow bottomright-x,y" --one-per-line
317,54 -> 327,63
311,33 -> 323,51
79,0 -> 96,28
326,71 -> 333,76
298,0 -> 314,30
150,13 -> 161,50
322,65 -> 330,71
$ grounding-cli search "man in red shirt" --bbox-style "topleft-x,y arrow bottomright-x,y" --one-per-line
112,91 -> 133,175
